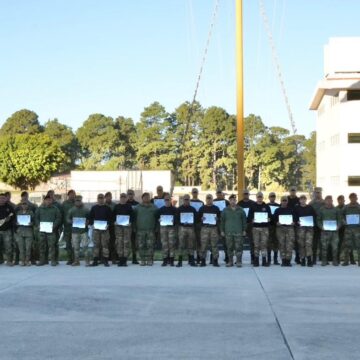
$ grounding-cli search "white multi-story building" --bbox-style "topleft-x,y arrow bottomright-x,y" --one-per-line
310,37 -> 360,197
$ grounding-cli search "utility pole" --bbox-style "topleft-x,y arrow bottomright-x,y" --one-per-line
236,0 -> 245,198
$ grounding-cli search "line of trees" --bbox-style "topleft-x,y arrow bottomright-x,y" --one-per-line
0,103 -> 316,191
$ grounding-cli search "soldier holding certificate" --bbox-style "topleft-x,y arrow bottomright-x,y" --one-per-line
15,201 -> 34,266
342,193 -> 360,266
177,194 -> 197,267
248,192 -> 272,267
273,196 -> 296,267
294,195 -> 316,267
89,194 -> 113,267
317,195 -> 342,266
158,193 -> 178,267
198,194 -> 221,267
67,195 -> 90,266
35,195 -> 62,266
113,193 -> 134,267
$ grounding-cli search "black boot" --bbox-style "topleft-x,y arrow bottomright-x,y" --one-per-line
132,253 -> 139,265
312,254 -> 317,265
267,251 -> 271,265
90,257 -> 99,267
161,257 -> 168,267
117,257 -> 124,267
254,256 -> 259,267
273,251 -> 279,265
189,255 -> 196,267
295,252 -> 300,264
307,256 -> 313,267
213,258 -> 220,267
123,257 -> 128,267
176,256 -> 183,267
224,252 -> 229,264
281,259 -> 286,267
103,258 -> 110,267
287,259 -> 292,267
209,253 -> 213,265
301,258 -> 306,267
350,251 -> 356,265
262,257 -> 269,267
169,257 -> 175,267
196,254 -> 201,265
200,258 -> 206,267
251,253 -> 255,265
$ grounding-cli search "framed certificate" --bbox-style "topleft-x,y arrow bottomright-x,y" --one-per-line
214,200 -> 226,212
116,215 -> 130,226
154,199 -> 166,209
299,216 -> 314,227
160,215 -> 174,226
243,208 -> 250,218
323,220 -> 337,231
180,212 -> 194,224
40,222 -> 53,233
254,212 -> 268,223
73,217 -> 86,229
93,220 -> 108,231
190,201 -> 203,212
203,213 -> 217,225
346,214 -> 360,225
17,215 -> 31,226
269,206 -> 279,215
279,215 -> 293,225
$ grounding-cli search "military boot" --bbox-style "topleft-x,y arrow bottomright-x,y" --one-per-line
123,257 -> 128,267
262,257 -> 269,267
213,258 -> 220,267
103,257 -> 110,267
350,251 -> 356,265
226,257 -> 233,267
200,258 -> 206,267
90,257 -> 99,267
301,258 -> 306,267
132,253 -> 139,265
176,256 -> 183,267
236,254 -> 242,267
161,257 -> 168,267
253,256 -> 259,267
189,255 -> 196,267
117,257 -> 124,267
267,251 -> 271,265
307,256 -> 313,267
273,251 -> 280,265
169,257 -> 175,267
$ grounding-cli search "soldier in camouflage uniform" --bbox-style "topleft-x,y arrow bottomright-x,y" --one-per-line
317,195 -> 342,266
35,195 -> 62,266
220,194 -> 247,267
342,193 -> 360,266
134,193 -> 158,266
15,202 -> 34,266
67,195 -> 91,266
0,193 -> 15,266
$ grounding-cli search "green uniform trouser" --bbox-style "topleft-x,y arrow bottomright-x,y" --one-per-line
321,231 -> 339,262
200,226 -> 219,260
297,227 -> 314,258
225,233 -> 243,260
252,227 -> 268,258
63,227 -> 73,261
343,227 -> 360,263
137,230 -> 155,262
115,226 -> 132,258
277,226 -> 295,260
93,229 -> 110,259
178,226 -> 195,257
160,227 -> 176,258
0,230 -> 13,262
15,232 -> 33,263
72,232 -> 91,263
39,232 -> 57,263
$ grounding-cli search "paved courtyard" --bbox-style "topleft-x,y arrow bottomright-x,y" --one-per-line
1,252 -> 359,360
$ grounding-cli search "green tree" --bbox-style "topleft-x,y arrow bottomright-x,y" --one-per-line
0,134 -> 65,190
44,119 -> 80,172
301,131 -> 316,190
0,109 -> 42,135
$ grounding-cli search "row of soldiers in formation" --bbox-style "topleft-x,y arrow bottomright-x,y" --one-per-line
0,185 -> 359,268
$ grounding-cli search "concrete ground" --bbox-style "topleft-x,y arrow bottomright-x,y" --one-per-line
1,252 -> 360,360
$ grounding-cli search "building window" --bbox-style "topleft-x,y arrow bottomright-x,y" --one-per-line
347,90 -> 360,101
348,176 -> 360,186
348,133 -> 360,143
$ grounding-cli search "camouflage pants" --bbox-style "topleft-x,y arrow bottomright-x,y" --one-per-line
200,226 -> 219,259
178,226 -> 195,256
160,227 -> 176,258
343,227 -> 360,262
277,226 -> 295,260
39,232 -> 57,263
252,227 -> 268,258
137,230 -> 155,262
321,231 -> 339,261
72,232 -> 91,263
0,230 -> 13,262
15,234 -> 33,263
297,227 -> 314,258
93,229 -> 110,259
115,226 -> 132,258
225,233 -> 243,259
268,225 -> 278,251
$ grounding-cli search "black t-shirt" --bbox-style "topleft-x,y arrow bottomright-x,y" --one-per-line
287,196 -> 300,209
0,204 -> 15,231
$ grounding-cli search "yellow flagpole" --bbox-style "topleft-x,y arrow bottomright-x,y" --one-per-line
236,0 -> 245,198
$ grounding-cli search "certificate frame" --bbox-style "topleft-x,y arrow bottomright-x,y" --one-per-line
203,213 -> 217,225
346,214 -> 360,226
323,220 -> 337,231
214,200 -> 226,212
73,217 -> 86,229
93,220 -> 108,231
116,215 -> 130,226
180,212 -> 194,225
254,212 -> 268,224
17,214 -> 31,226
154,199 -> 166,209
190,201 -> 203,212
160,215 -> 174,226
299,216 -> 314,227
39,221 -> 53,233
279,215 -> 293,225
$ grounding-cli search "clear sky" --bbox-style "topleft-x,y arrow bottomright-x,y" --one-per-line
1,0 -> 359,136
